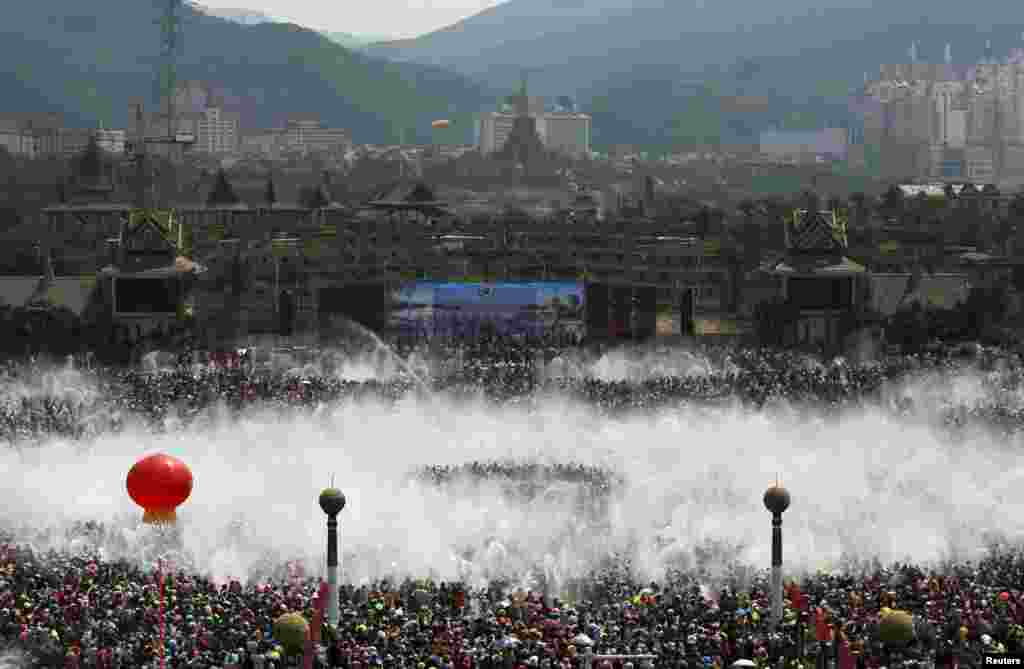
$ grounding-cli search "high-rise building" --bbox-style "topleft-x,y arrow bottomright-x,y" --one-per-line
478,112 -> 517,155
193,107 -> 239,155
931,80 -> 968,147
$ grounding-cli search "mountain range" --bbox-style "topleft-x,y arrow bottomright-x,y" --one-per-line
193,5 -> 392,47
366,0 -> 1024,149
0,0 -> 492,145
10,0 -> 1024,153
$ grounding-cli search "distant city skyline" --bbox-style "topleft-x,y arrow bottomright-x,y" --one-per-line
198,0 -> 506,40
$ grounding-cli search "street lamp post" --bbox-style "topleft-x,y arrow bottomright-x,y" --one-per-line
764,480 -> 791,630
318,486 -> 347,629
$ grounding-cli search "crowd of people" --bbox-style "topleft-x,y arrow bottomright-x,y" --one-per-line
0,341 -> 1023,446
3,523 -> 1024,669
2,341 -> 1024,667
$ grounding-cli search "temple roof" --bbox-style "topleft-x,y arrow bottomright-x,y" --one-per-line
765,255 -> 866,277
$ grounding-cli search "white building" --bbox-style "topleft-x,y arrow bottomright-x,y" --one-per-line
965,145 -> 996,182
95,128 -> 126,155
479,110 -> 592,158
241,130 -> 284,157
283,117 -> 350,154
931,80 -> 968,148
0,118 -> 36,158
536,112 -> 592,159
758,128 -> 848,161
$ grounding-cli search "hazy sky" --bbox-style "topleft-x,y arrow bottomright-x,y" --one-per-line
200,0 -> 507,40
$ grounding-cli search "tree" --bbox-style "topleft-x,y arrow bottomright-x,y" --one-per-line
299,185 -> 328,209
882,184 -> 904,218
849,192 -> 868,227
207,169 -> 239,206
798,189 -> 820,213
75,134 -> 104,181
962,284 -> 1008,338
696,206 -> 712,238
264,176 -> 277,207
738,199 -> 756,221
1010,190 -> 1024,221
887,302 -> 928,354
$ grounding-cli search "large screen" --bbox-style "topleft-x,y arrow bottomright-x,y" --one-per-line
389,281 -> 584,338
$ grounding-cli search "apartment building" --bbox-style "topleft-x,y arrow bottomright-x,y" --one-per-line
479,110 -> 591,158
282,117 -> 350,154
194,107 -> 240,155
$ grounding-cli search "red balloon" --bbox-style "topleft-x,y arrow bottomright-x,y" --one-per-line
126,453 -> 193,523
1001,592 -> 1010,602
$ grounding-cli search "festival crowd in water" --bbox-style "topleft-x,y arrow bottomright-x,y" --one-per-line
2,339 -> 1024,668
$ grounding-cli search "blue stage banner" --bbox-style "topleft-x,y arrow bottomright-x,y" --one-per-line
389,281 -> 584,338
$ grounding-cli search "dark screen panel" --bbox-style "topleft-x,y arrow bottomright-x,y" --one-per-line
115,278 -> 177,313
788,278 -> 852,309
611,286 -> 632,338
635,286 -> 657,340
585,283 -> 608,335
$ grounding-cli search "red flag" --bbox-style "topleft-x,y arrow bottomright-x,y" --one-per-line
310,609 -> 322,643
454,590 -> 465,610
303,637 -> 314,669
787,583 -> 804,610
815,608 -> 832,642
316,581 -> 329,614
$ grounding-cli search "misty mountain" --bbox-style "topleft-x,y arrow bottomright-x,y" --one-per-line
194,5 -> 390,48
0,0 -> 495,144
193,5 -> 276,25
366,0 -> 1024,149
325,32 -> 394,49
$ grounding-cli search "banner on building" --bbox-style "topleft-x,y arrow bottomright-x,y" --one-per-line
304,238 -> 321,258
319,223 -> 337,239
390,281 -> 584,338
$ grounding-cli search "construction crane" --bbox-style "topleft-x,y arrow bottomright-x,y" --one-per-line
131,0 -> 193,204
127,0 -> 194,249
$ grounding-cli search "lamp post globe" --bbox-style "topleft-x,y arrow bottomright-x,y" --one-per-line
319,488 -> 346,517
763,482 -> 791,631
763,485 -> 791,515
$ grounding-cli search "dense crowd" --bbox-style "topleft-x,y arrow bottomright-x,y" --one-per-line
3,523 -> 1024,669
3,342 -> 1024,668
1,341 -> 1024,445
